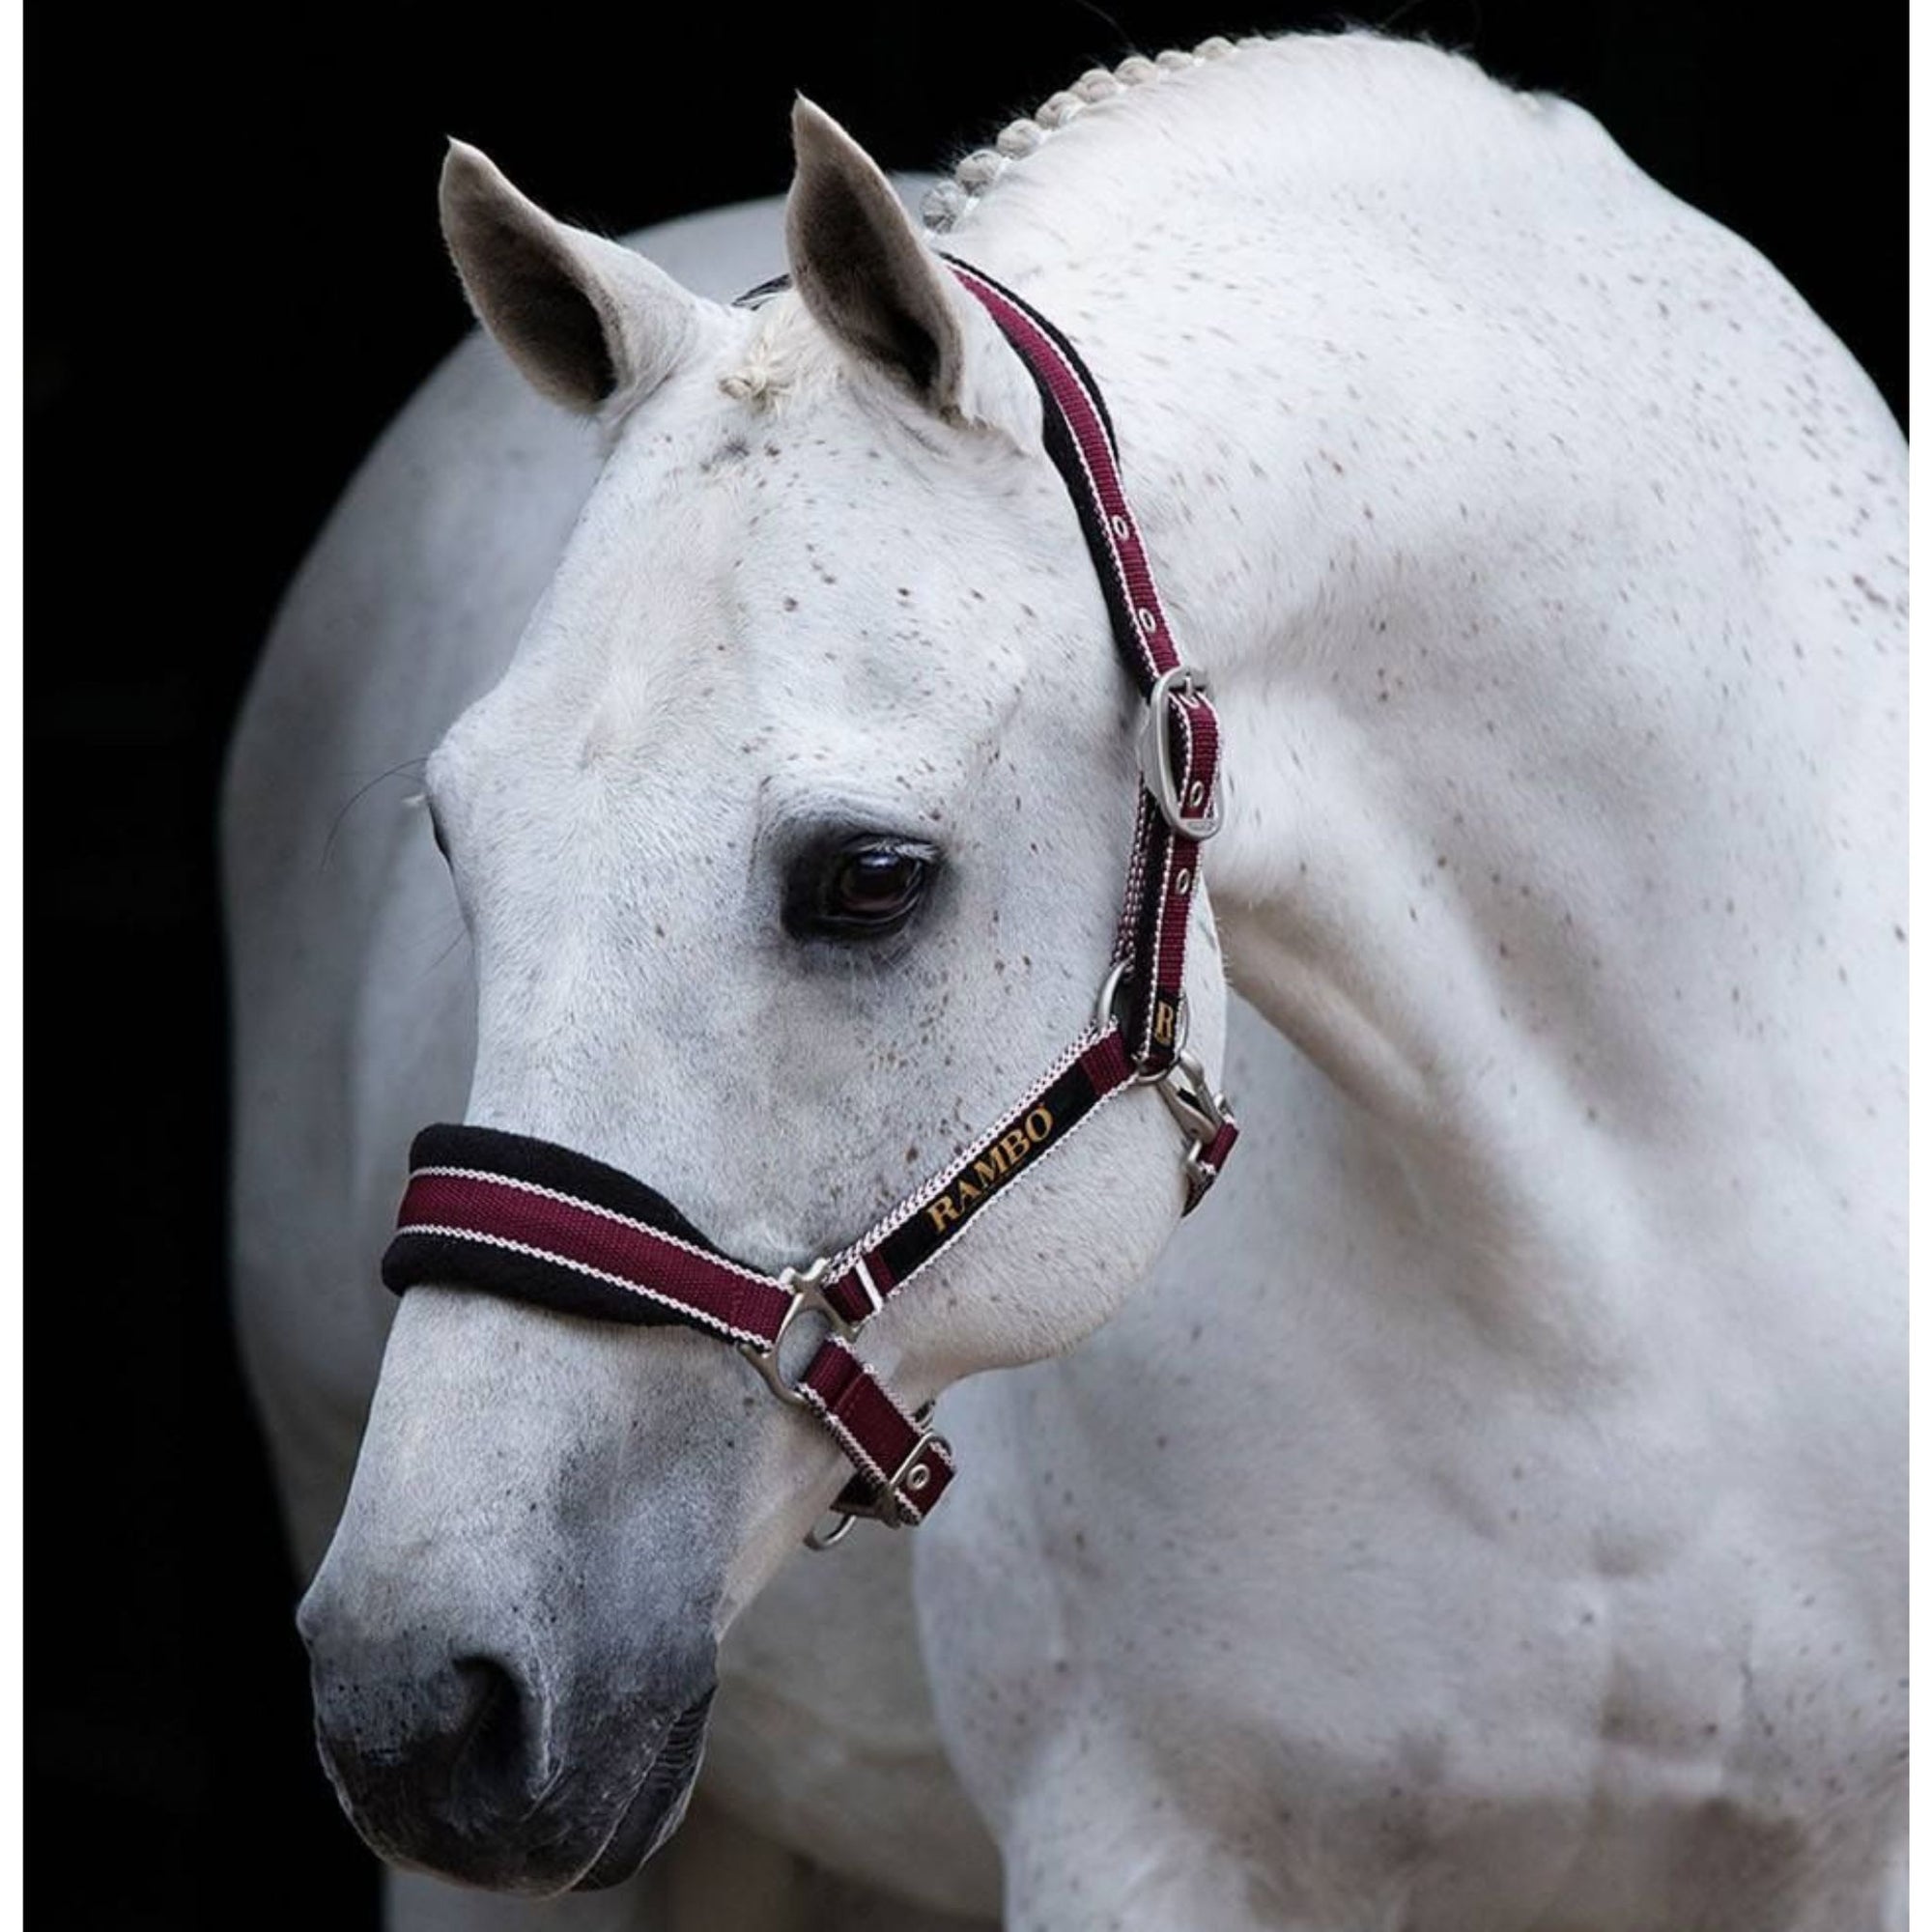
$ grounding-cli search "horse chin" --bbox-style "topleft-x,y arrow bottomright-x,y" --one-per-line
571,1690 -> 715,1891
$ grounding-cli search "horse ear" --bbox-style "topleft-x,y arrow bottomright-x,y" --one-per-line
784,99 -> 1037,441
440,141 -> 699,414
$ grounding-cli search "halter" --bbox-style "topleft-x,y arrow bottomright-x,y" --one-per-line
383,261 -> 1239,1547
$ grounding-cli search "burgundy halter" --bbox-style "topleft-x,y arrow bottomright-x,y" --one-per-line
384,260 -> 1238,1546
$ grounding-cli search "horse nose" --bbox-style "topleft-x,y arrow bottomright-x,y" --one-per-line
298,1584 -> 558,1867
444,1652 -> 541,1801
430,1650 -> 550,1813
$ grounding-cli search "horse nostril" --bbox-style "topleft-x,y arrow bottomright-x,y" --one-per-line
448,1653 -> 541,1805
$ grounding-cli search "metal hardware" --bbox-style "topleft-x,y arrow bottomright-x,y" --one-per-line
738,1258 -> 848,1409
803,1510 -> 858,1552
1094,961 -> 1189,1081
851,1430 -> 951,1525
1138,666 -> 1223,838
803,1420 -> 951,1550
1156,1047 -> 1232,1187
1093,959 -> 1129,1036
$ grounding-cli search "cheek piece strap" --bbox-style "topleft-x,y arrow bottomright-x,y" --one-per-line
383,260 -> 1239,1545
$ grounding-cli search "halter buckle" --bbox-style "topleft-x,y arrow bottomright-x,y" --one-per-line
1139,666 -> 1223,839
738,1258 -> 849,1410
806,1418 -> 952,1549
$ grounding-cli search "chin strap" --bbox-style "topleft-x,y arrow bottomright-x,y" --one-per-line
383,258 -> 1237,1542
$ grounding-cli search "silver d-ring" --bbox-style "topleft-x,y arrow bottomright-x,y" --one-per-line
803,1510 -> 858,1552
1094,959 -> 1130,1036
1093,961 -> 1189,1081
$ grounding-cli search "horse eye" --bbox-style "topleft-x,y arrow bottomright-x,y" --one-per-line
788,838 -> 937,940
426,803 -> 450,862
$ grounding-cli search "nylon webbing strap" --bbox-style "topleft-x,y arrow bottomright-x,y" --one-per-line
816,1029 -> 1133,1325
383,257 -> 1236,1533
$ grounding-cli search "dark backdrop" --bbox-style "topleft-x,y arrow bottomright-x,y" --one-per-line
29,4 -> 1901,1925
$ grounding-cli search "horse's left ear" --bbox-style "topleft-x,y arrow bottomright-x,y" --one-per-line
785,99 -> 1038,443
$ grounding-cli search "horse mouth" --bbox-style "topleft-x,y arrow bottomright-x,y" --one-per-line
572,1689 -> 715,1890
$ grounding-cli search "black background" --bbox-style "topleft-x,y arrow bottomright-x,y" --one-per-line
29,4 -> 1901,1925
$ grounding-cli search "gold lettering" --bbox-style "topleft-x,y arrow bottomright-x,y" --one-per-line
973,1149 -> 1009,1188
1153,1002 -> 1176,1046
926,1110 -> 1059,1238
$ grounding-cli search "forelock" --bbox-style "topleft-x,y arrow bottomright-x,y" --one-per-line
719,293 -> 841,409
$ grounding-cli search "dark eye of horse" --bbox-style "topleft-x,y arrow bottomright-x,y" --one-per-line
788,838 -> 937,940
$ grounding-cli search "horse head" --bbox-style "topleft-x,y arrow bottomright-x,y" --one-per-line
295,102 -> 1227,1893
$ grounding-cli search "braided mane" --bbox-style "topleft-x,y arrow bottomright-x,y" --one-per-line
721,35 -> 1264,407
921,34 -> 1255,233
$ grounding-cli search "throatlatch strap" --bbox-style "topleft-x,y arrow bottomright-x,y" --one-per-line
384,255 -> 1236,1533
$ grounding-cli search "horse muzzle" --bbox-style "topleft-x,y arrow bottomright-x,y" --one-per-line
299,1596 -> 716,1893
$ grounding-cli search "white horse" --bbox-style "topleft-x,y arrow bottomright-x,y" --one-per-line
224,31 -> 1905,1932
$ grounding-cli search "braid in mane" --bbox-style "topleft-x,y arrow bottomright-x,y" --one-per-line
922,35 -> 1252,233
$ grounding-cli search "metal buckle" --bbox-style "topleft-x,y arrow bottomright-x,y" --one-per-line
738,1258 -> 849,1410
1138,666 -> 1222,839
1156,1047 -> 1232,1191
803,1420 -> 952,1550
857,1427 -> 952,1524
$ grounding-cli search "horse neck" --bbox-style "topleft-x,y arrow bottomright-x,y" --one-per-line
954,39 -> 1905,1315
